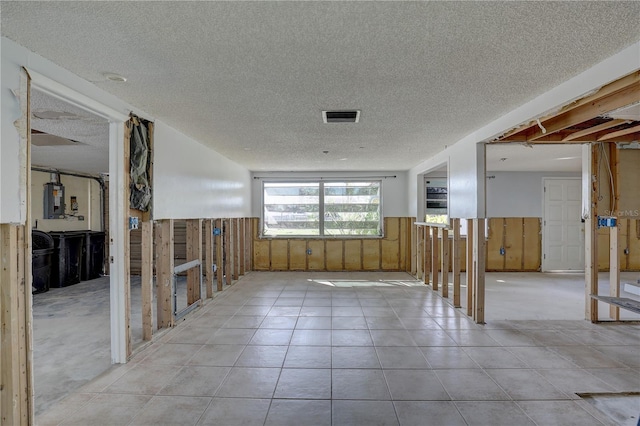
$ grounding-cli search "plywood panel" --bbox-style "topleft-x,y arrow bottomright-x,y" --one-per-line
363,239 -> 380,270
289,240 -> 307,270
308,240 -> 325,270
618,149 -> 640,216
399,218 -> 408,271
460,238 -> 467,272
344,240 -> 362,271
271,239 -> 289,270
253,239 -> 270,270
504,218 -> 523,270
326,240 -> 344,270
486,218 -> 505,271
523,218 -> 541,271
385,217 -> 400,241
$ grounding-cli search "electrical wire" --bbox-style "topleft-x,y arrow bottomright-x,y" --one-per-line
599,143 -> 616,215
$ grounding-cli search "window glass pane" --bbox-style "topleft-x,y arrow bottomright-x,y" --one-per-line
263,182 -> 320,236
324,181 -> 381,236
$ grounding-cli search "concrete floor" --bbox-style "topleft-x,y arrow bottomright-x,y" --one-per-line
33,271 -> 639,425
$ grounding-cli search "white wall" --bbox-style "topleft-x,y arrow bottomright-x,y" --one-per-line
486,171 -> 580,218
406,41 -> 640,220
250,171 -> 408,218
153,122 -> 251,219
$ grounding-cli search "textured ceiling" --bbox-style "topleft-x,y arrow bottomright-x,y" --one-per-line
486,144 -> 582,172
3,2 -> 640,172
30,89 -> 109,174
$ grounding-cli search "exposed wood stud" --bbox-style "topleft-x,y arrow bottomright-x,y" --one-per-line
466,219 -> 474,317
141,221 -> 154,341
239,218 -> 246,276
452,219 -> 461,308
416,224 -> 423,280
431,227 -> 439,291
224,219 -> 232,286
441,227 -> 450,298
186,219 -> 202,305
473,218 -> 486,324
155,220 -> 174,328
204,219 -> 214,298
598,124 -> 640,142
424,226 -> 431,285
609,144 -> 620,320
562,119 -> 630,141
215,219 -> 223,291
585,144 -> 599,321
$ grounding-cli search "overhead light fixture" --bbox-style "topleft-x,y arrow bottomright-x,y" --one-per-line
322,110 -> 360,123
500,157 -> 508,161
103,72 -> 127,82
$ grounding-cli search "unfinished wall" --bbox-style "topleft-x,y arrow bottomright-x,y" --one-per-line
252,217 -> 413,272
30,171 -> 102,232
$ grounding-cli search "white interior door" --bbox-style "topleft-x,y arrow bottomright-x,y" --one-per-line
543,178 -> 584,271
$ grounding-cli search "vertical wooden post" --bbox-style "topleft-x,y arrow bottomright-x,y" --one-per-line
186,219 -> 202,305
431,227 -> 440,291
155,220 -> 174,329
585,144 -> 599,322
215,219 -> 223,291
204,219 -> 214,298
466,219 -> 474,317
239,218 -> 245,276
473,218 -> 486,324
452,219 -> 461,308
224,219 -> 232,285
609,225 -> 620,320
141,221 -> 154,341
410,222 -> 417,275
441,227 -> 449,298
245,218 -> 252,271
423,226 -> 430,284
0,224 -> 32,425
416,224 -> 423,280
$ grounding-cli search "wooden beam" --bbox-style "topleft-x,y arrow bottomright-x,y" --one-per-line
215,219 -> 223,291
473,218 -> 486,324
562,119 -> 630,141
585,145 -> 599,322
452,219 -> 461,308
466,219 -> 474,317
239,218 -> 245,276
0,224 -> 21,425
155,220 -> 174,329
527,82 -> 640,141
233,219 -> 240,280
141,221 -> 153,341
598,124 -> 640,142
499,71 -> 640,140
186,219 -> 202,306
245,218 -> 253,271
441,227 -> 449,299
224,219 -> 232,286
424,226 -> 431,285
609,144 -> 620,320
204,219 -> 214,298
416,224 -> 423,280
431,227 -> 439,291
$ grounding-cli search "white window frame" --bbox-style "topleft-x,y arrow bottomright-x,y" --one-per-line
261,179 -> 384,238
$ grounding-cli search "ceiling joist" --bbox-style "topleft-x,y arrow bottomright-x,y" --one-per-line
597,124 -> 640,142
562,119 -> 630,141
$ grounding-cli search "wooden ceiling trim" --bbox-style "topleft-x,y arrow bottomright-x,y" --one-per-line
562,119 -> 631,141
597,124 -> 640,142
496,71 -> 640,142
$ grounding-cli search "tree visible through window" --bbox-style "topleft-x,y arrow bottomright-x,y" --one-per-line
263,181 -> 382,237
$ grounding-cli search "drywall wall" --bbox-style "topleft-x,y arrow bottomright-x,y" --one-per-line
406,41 -> 640,220
153,121 -> 251,219
486,171 -> 581,218
30,171 -> 102,232
250,171 -> 408,218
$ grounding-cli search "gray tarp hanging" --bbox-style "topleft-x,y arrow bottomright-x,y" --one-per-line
129,114 -> 151,211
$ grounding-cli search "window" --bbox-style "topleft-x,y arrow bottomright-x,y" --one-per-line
425,177 -> 448,224
263,181 -> 382,237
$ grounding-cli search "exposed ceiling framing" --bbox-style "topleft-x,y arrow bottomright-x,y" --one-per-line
492,71 -> 640,145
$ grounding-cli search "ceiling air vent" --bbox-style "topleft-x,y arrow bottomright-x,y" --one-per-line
323,110 -> 360,123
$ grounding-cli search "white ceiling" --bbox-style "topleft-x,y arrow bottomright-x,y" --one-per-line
2,2 -> 640,172
486,144 -> 582,172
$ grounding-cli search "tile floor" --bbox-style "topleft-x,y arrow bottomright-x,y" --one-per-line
36,272 -> 640,425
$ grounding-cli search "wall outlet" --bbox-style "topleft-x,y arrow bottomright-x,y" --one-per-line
306,248 -> 312,255
129,216 -> 139,230
78,215 -> 85,221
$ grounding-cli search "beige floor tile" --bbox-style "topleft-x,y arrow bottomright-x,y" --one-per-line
290,329 -> 332,346
485,368 -> 569,400
332,316 -> 368,329
206,328 -> 255,345
435,370 -> 510,401
59,394 -> 151,426
158,366 -> 230,396
249,328 -> 294,345
235,345 -> 288,367
393,401 -> 465,426
129,395 -> 211,426
455,401 -> 535,426
284,345 -> 332,368
507,346 -> 580,369
332,369 -> 391,400
188,344 -> 245,366
332,400 -> 399,426
535,368 -> 615,395
35,393 -> 95,426
332,329 -> 373,346
296,316 -> 332,329
140,342 -> 202,366
463,346 -> 528,369
197,397 -> 270,426
517,400 -> 606,426
216,367 -> 280,398
332,346 -> 381,369
370,329 -> 416,346
376,346 -> 429,369
105,364 -> 180,395
265,399 -> 331,426
384,370 -> 450,400
274,368 -> 331,399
